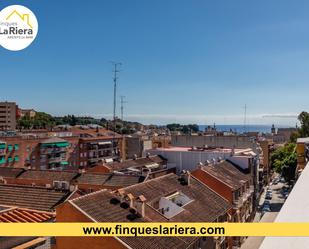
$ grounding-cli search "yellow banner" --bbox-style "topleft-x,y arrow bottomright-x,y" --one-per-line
1,223 -> 309,237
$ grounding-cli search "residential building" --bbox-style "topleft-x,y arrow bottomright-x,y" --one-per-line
0,101 -> 19,131
125,135 -> 152,159
20,108 -> 37,118
171,135 -> 259,153
258,139 -> 275,184
0,126 -> 124,170
55,173 -> 232,249
192,160 -> 254,247
296,137 -> 309,173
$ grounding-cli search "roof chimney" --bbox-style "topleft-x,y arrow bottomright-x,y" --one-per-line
179,170 -> 191,186
133,154 -> 138,160
127,193 -> 135,208
137,195 -> 147,218
198,162 -> 203,169
146,152 -> 151,158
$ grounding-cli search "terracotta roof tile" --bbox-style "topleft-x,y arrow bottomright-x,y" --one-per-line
0,185 -> 71,212
200,160 -> 250,190
18,170 -> 78,182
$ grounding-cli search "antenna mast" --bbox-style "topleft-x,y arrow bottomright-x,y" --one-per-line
120,95 -> 128,121
111,61 -> 122,158
244,104 -> 247,133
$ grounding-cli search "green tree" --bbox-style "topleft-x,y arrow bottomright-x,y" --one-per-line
298,111 -> 309,137
271,143 -> 297,183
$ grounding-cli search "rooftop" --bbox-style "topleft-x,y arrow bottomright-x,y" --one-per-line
198,160 -> 250,190
0,205 -> 54,222
17,170 -> 78,182
0,184 -> 72,211
76,173 -> 144,187
105,155 -> 166,171
0,167 -> 25,178
69,173 -> 231,249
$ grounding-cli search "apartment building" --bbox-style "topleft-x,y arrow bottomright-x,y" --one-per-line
0,102 -> 19,130
296,137 -> 309,173
0,126 -> 124,170
124,135 -> 152,159
192,160 -> 254,248
56,173 -> 232,249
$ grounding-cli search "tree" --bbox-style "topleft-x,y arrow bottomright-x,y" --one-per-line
298,111 -> 309,137
271,143 -> 297,183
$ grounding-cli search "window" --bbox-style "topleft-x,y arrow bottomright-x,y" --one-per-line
14,144 -> 19,150
14,156 -> 19,162
7,145 -> 13,152
7,157 -> 12,163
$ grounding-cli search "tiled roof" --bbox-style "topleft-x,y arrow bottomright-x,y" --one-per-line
71,190 -> 145,222
0,205 -> 54,222
0,167 -> 25,178
106,155 -> 166,171
76,173 -> 144,187
122,173 -> 231,222
0,184 -> 71,212
69,173 -> 231,249
18,170 -> 78,182
200,160 -> 250,190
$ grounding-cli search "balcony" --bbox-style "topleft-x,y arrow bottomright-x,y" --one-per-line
40,147 -> 67,154
233,198 -> 243,209
48,157 -> 64,163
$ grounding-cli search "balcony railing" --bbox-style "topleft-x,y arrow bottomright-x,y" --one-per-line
233,198 -> 243,208
40,147 -> 67,154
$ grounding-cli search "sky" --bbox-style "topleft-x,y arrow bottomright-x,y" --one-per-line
1,0 -> 308,126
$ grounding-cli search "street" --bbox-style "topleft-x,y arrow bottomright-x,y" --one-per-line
240,178 -> 288,249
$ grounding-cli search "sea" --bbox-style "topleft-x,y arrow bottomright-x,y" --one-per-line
198,124 -> 290,134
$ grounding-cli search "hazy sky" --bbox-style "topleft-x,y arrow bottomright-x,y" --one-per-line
1,0 -> 308,125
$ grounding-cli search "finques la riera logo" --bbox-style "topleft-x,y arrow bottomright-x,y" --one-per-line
0,5 -> 38,51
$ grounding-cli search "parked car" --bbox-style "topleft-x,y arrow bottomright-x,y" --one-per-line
265,193 -> 272,200
262,205 -> 271,212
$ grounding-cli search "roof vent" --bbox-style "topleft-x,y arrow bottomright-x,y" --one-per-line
120,202 -> 130,209
126,213 -> 138,221
110,198 -> 121,205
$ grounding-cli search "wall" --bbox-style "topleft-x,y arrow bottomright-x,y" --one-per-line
171,135 -> 258,152
55,202 -> 127,249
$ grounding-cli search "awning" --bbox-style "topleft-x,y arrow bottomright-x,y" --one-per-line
98,141 -> 112,145
41,142 -> 69,148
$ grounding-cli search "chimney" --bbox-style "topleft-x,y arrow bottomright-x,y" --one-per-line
137,195 -> 147,217
146,152 -> 150,158
127,193 -> 135,208
133,154 -> 137,160
179,170 -> 191,186
117,189 -> 126,202
198,162 -> 203,169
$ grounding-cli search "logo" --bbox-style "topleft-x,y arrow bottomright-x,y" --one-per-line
0,5 -> 38,51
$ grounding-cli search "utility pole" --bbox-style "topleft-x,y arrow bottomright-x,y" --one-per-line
111,62 -> 122,157
120,95 -> 127,121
